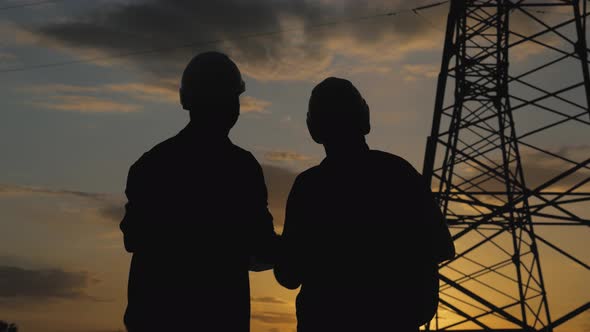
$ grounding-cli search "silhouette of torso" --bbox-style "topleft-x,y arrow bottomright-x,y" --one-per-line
275,146 -> 453,332
120,123 -> 274,331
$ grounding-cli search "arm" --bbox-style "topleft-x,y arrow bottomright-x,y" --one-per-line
119,162 -> 152,253
408,166 -> 455,326
120,163 -> 140,253
418,173 -> 455,263
246,155 -> 279,272
120,201 -> 135,253
273,176 -> 303,289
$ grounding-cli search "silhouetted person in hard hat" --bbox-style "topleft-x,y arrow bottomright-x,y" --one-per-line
274,77 -> 455,332
120,51 -> 277,332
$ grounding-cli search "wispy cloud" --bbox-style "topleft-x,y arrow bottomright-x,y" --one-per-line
0,184 -> 124,223
24,83 -> 271,114
26,84 -> 101,94
0,184 -> 108,200
241,95 -> 272,113
0,265 -> 100,302
402,63 -> 438,81
25,83 -> 166,113
0,51 -> 16,62
104,82 -> 178,104
0,21 -> 39,45
251,311 -> 296,324
32,95 -> 141,113
251,296 -> 289,305
264,150 -> 311,162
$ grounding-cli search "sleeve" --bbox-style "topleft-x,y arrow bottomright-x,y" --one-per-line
273,175 -> 304,289
245,154 -> 279,272
120,160 -> 155,254
120,162 -> 142,253
416,171 -> 455,263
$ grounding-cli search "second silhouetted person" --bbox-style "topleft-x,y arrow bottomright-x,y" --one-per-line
274,77 -> 455,332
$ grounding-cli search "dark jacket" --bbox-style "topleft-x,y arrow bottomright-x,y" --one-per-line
120,123 -> 276,331
274,147 -> 455,331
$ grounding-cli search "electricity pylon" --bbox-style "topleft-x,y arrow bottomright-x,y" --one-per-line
422,1 -> 590,331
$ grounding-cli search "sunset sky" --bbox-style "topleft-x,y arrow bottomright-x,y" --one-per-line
0,0 -> 588,331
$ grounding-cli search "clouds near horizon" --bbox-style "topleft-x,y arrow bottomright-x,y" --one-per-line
0,265 -> 99,303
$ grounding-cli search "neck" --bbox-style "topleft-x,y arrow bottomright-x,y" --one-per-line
323,137 -> 369,159
186,118 -> 230,138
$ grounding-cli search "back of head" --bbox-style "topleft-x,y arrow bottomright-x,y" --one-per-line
180,51 -> 245,134
307,77 -> 370,144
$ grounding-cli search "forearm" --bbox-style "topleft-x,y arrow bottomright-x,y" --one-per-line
273,235 -> 302,289
274,261 -> 302,289
119,202 -> 152,253
120,212 -> 140,253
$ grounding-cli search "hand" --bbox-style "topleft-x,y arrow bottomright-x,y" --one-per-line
249,255 -> 274,272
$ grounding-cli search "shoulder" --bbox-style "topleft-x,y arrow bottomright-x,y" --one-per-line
231,144 -> 258,162
229,144 -> 263,172
127,133 -> 187,181
291,164 -> 322,190
368,150 -> 420,175
298,164 -> 322,180
124,135 -> 181,192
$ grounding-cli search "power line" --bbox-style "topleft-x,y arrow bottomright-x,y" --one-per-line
0,0 -> 66,11
412,8 -> 444,33
0,0 -> 448,73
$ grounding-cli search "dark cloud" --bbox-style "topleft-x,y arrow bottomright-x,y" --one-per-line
29,0 -> 440,82
0,265 -> 99,301
251,311 -> 296,324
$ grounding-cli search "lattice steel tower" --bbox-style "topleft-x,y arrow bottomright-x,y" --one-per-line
423,0 -> 590,331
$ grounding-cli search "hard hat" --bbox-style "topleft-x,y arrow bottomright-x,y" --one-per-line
306,77 -> 370,144
179,51 -> 245,110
